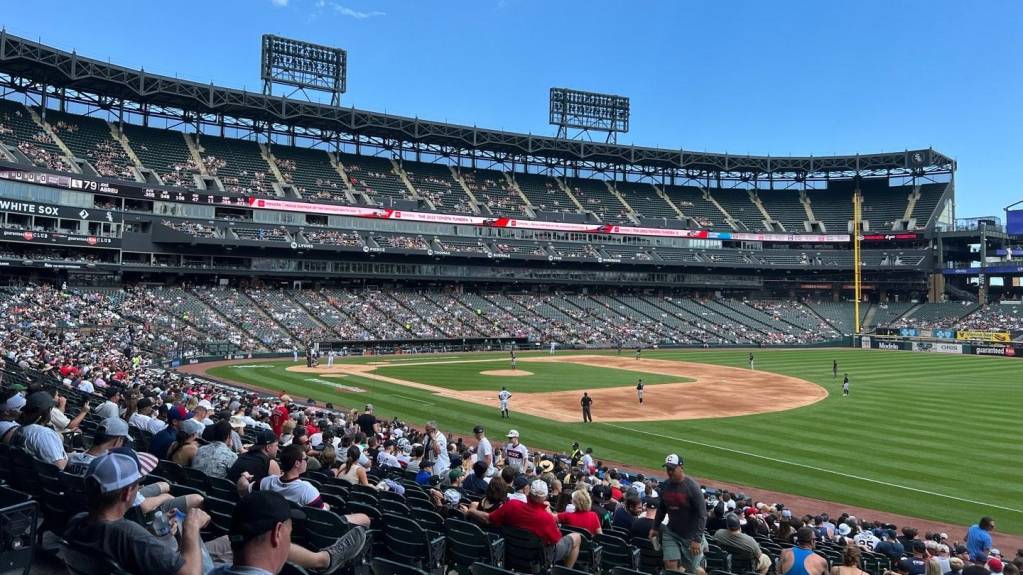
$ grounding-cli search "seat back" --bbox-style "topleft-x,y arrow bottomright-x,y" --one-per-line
180,466 -> 211,491
382,512 -> 445,571
303,507 -> 351,551
595,533 -> 639,571
372,557 -> 430,575
469,561 -> 517,575
60,540 -> 130,575
206,475 -> 239,502
500,526 -> 550,575
629,537 -> 663,574
446,518 -> 504,573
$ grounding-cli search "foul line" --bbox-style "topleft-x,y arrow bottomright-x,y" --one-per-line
389,393 -> 435,406
603,424 -> 1023,514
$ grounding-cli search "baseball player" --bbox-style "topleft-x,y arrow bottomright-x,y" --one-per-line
327,349 -> 335,367
498,386 -> 511,418
580,392 -> 593,423
832,359 -> 838,378
292,346 -> 299,362
503,429 -> 528,472
637,378 -> 645,404
635,346 -> 642,360
510,349 -> 517,370
748,352 -> 755,370
549,341 -> 556,355
842,374 -> 850,397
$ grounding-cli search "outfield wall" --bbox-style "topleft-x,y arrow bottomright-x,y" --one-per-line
858,336 -> 1023,357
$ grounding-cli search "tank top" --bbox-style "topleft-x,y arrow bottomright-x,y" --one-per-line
339,464 -> 363,485
784,547 -> 814,575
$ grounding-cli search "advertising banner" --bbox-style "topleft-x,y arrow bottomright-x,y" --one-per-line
973,345 -> 1018,357
956,330 -> 1011,343
0,229 -> 119,248
860,336 -> 871,349
875,340 -> 902,351
912,342 -> 963,354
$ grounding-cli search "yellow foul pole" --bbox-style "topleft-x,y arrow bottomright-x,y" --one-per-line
853,192 -> 862,335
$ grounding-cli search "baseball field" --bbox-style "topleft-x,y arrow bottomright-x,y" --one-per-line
192,348 -> 1023,537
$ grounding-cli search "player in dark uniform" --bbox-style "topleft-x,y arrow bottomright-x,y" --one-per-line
581,392 -> 593,422
636,378 -> 645,404
842,373 -> 850,396
748,352 -> 755,370
833,359 -> 838,378
635,347 -> 642,360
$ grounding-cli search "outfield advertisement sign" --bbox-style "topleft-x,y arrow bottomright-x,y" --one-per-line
956,330 -> 1011,342
911,342 -> 963,354
973,345 -> 1018,357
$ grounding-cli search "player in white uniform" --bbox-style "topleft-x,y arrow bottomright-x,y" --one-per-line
510,350 -> 517,370
327,350 -> 335,367
498,386 -> 511,418
503,429 -> 528,472
549,341 -> 556,355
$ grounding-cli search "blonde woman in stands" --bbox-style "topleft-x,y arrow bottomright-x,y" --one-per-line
830,545 -> 870,575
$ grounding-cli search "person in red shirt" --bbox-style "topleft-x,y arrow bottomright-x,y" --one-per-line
465,479 -> 581,568
558,488 -> 603,536
270,400 -> 290,437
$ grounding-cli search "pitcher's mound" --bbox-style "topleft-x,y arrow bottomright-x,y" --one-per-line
480,369 -> 533,377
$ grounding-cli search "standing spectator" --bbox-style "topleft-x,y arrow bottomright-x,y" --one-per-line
778,527 -> 828,575
966,517 -> 995,562
503,429 -> 528,473
192,420 -> 238,479
422,421 -> 449,476
355,404 -> 378,436
651,454 -> 707,575
473,425 -> 494,473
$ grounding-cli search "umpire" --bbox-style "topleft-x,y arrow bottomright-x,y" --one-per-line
580,392 -> 593,423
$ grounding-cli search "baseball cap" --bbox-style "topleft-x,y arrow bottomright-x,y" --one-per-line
86,452 -> 142,493
725,513 -> 741,530
229,491 -> 305,545
987,559 -> 1003,573
4,393 -> 26,412
8,383 -> 26,392
663,454 -> 683,469
782,509 -> 793,518
197,399 -> 214,410
229,415 -> 246,429
473,425 -> 485,434
449,468 -> 464,481
645,498 -> 660,509
97,417 -> 131,438
24,391 -> 54,413
954,545 -> 968,555
838,524 -> 852,536
365,403 -> 373,412
252,428 -> 279,447
512,474 -> 530,491
137,397 -> 154,410
167,404 -> 192,422
180,419 -> 205,436
530,479 -> 549,498
507,429 -> 519,438
443,488 -> 462,507
990,549 -> 1001,558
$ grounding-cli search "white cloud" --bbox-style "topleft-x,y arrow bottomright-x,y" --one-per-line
330,3 -> 386,19
271,0 -> 288,6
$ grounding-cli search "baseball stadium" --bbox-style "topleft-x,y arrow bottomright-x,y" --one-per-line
1,10 -> 1022,575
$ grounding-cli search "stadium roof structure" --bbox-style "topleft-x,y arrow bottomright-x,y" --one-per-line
0,31 -> 955,183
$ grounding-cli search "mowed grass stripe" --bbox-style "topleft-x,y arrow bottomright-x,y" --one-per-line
205,348 -> 1023,533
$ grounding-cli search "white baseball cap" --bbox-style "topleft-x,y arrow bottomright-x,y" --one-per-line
197,399 -> 214,410
4,393 -> 26,412
530,479 -> 549,498
507,429 -> 519,438
664,454 -> 683,468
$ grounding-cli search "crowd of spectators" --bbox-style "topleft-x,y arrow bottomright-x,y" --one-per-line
304,229 -> 362,247
162,220 -> 220,238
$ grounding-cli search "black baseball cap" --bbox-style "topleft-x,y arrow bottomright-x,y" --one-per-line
229,491 -> 305,544
473,425 -> 485,434
512,474 -> 530,491
252,428 -> 278,447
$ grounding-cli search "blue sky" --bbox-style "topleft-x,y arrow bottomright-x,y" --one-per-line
3,1 -> 1021,218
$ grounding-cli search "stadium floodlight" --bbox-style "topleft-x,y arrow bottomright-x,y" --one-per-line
261,34 -> 346,106
549,87 -> 629,143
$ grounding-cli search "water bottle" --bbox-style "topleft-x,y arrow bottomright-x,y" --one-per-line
153,510 -> 170,537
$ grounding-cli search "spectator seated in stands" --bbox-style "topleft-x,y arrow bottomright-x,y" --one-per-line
465,478 -> 583,568
226,427 -> 282,486
8,390 -> 68,469
66,416 -> 202,515
714,512 -> 772,574
192,419 -> 238,479
557,487 -> 603,536
238,443 -> 371,528
148,404 -> 193,460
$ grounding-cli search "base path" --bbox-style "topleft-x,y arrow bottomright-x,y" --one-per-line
282,354 -> 826,422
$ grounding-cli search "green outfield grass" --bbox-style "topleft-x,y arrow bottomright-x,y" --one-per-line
204,348 -> 1023,534
372,359 -> 687,391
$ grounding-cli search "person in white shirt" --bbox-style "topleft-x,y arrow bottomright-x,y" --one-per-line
377,440 -> 402,469
10,392 -> 68,469
503,429 -> 528,472
94,388 -> 121,420
473,425 -> 495,476
422,421 -> 449,477
77,379 -> 95,394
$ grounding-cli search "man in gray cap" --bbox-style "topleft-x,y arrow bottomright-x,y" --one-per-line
713,512 -> 771,574
9,391 -> 67,469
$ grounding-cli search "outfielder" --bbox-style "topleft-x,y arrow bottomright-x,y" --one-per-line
636,378 -> 645,404
498,386 -> 512,418
748,352 -> 754,370
510,349 -> 517,370
842,374 -> 850,396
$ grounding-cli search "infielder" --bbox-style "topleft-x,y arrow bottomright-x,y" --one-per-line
498,386 -> 512,418
842,374 -> 850,396
748,352 -> 754,370
292,346 -> 299,362
549,341 -> 556,355
635,347 -> 642,360
327,349 -> 335,367
510,349 -> 517,370
833,359 -> 838,378
636,378 -> 645,404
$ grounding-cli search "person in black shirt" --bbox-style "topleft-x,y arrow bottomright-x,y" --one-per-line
462,461 -> 489,496
898,541 -> 928,575
226,428 -> 280,487
631,498 -> 659,539
355,404 -> 378,437
581,393 -> 593,423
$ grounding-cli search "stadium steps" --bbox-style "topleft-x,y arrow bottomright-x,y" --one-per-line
749,191 -> 776,227
945,283 -> 978,303
862,305 -> 880,331
902,185 -> 921,222
701,187 -> 742,231
325,153 -> 361,204
801,191 -> 818,226
547,296 -> 619,342
802,303 -> 845,334
390,159 -> 426,204
182,133 -> 211,178
652,297 -> 742,344
108,122 -> 147,174
609,295 -> 708,344
587,294 -> 675,343
554,177 -> 587,212
469,293 -> 549,339
448,166 -> 483,215
420,291 -> 501,337
259,143 -> 291,191
284,291 -> 343,332
691,299 -> 772,339
651,184 -> 688,220
187,288 -> 270,351
713,299 -> 790,335
604,181 -> 641,225
502,172 -> 535,214
27,107 -> 80,173
317,290 -> 394,339
562,294 -> 658,344
386,290 -> 455,338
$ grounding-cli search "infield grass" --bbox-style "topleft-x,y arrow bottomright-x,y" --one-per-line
204,348 -> 1023,534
